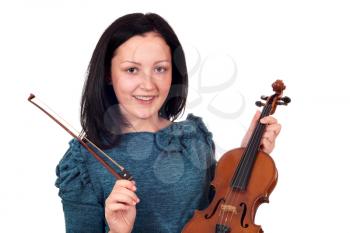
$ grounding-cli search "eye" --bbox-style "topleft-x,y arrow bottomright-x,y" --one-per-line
155,66 -> 167,73
126,67 -> 138,74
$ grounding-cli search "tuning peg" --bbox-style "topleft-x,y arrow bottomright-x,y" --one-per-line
255,101 -> 265,107
279,96 -> 291,104
260,95 -> 268,100
277,101 -> 288,106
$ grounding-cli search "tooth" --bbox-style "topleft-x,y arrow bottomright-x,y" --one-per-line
135,96 -> 154,100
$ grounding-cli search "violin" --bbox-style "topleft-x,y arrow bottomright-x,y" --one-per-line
181,80 -> 291,233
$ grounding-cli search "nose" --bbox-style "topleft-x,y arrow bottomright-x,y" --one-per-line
140,72 -> 156,90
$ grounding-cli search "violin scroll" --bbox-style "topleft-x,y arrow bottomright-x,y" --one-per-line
272,79 -> 286,93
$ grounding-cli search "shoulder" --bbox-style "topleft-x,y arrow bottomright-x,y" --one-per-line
155,113 -> 215,154
185,113 -> 213,139
183,113 -> 215,156
162,113 -> 213,138
178,113 -> 214,146
55,139 -> 100,203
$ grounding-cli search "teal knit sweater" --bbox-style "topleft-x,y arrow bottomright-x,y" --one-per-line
55,113 -> 216,233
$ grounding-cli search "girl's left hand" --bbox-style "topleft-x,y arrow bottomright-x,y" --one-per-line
241,110 -> 281,154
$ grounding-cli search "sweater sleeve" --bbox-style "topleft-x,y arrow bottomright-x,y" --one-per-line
55,139 -> 105,233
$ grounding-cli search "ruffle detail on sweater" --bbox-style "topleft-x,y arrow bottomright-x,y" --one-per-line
154,113 -> 213,153
55,139 -> 99,203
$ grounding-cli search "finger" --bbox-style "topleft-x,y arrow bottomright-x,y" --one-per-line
113,179 -> 137,192
106,202 -> 131,212
260,116 -> 278,125
260,137 -> 275,154
107,192 -> 138,206
116,186 -> 140,203
265,123 -> 282,136
262,131 -> 275,143
112,180 -> 140,203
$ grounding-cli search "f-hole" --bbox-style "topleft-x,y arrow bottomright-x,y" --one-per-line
240,203 -> 249,228
205,198 -> 225,219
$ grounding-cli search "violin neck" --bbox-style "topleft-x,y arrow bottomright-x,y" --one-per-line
246,104 -> 272,153
231,103 -> 273,190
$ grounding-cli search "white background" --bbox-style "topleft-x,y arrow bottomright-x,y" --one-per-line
1,0 -> 350,232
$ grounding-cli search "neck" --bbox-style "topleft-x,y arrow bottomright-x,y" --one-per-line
121,113 -> 167,134
231,103 -> 272,190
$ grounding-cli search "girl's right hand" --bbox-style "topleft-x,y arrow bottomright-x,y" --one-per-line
105,179 -> 140,233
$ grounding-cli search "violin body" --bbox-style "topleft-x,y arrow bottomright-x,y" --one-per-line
182,148 -> 277,233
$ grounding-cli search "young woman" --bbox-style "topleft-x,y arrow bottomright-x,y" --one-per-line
55,13 -> 281,233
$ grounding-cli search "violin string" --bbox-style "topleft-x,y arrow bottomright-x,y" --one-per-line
226,104 -> 271,226
215,106 -> 269,225
33,96 -> 124,170
218,106 -> 266,227
217,103 -> 271,227
224,104 -> 270,225
218,90 -> 282,227
216,144 -> 250,226
227,123 -> 266,225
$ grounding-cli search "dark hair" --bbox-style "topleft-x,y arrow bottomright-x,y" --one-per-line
80,13 -> 188,149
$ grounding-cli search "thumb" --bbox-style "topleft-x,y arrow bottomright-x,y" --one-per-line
248,110 -> 261,132
241,110 -> 261,147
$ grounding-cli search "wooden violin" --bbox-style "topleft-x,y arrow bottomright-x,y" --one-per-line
182,80 -> 291,233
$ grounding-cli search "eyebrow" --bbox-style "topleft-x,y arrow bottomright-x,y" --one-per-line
121,60 -> 170,65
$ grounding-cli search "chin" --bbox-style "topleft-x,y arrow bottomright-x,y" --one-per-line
133,111 -> 157,120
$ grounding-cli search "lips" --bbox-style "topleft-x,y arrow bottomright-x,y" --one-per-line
134,95 -> 155,101
133,95 -> 157,104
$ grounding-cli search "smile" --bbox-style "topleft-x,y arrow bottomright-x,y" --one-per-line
133,95 -> 157,103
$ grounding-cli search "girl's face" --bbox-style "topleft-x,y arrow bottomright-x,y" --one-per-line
110,31 -> 172,123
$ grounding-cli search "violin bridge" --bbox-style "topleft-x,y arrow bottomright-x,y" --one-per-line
220,204 -> 238,214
